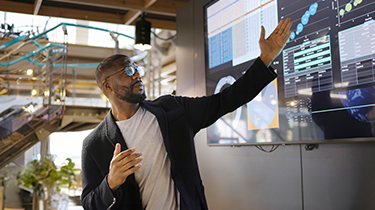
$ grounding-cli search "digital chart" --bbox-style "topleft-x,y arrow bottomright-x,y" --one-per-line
279,0 -> 330,44
339,0 -> 364,18
336,0 -> 375,26
338,19 -> 375,87
283,35 -> 333,98
206,0 -> 278,71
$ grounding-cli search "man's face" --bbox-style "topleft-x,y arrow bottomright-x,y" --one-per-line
106,58 -> 146,103
113,79 -> 146,104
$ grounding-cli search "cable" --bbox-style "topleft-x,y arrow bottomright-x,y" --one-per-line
305,144 -> 318,151
255,144 -> 280,153
151,30 -> 177,41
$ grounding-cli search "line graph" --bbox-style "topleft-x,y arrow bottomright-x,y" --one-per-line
279,0 -> 331,45
336,0 -> 375,26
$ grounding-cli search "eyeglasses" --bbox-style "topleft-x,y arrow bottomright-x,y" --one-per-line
103,65 -> 145,82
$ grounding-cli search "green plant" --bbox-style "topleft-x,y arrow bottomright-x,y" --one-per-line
17,155 -> 80,199
59,158 -> 80,191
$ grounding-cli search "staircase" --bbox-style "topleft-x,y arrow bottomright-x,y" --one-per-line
0,103 -> 109,169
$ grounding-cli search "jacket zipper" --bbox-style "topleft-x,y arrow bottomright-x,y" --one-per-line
107,197 -> 116,210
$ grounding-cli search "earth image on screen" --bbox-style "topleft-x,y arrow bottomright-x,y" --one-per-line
339,86 -> 375,123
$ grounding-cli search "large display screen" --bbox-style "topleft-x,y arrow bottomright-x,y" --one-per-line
205,0 -> 375,145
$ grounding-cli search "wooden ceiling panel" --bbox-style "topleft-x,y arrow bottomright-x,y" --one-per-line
132,17 -> 175,30
38,5 -> 126,24
0,0 -> 34,14
150,0 -> 188,12
0,0 -> 188,30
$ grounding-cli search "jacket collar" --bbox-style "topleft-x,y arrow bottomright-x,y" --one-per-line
104,110 -> 128,150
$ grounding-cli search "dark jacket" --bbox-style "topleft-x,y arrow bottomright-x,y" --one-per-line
81,57 -> 277,210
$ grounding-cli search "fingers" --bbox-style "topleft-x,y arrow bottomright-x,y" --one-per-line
273,18 -> 292,36
121,156 -> 143,172
114,149 -> 142,171
125,162 -> 142,175
112,143 -> 121,159
263,17 -> 291,41
111,146 -> 142,171
119,153 -> 142,167
107,148 -> 143,191
113,147 -> 135,161
280,18 -> 292,39
284,30 -> 292,43
259,26 -> 265,42
272,18 -> 284,36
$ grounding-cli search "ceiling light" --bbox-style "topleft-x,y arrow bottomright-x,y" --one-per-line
0,88 -> 7,95
31,88 -> 38,96
44,90 -> 50,97
134,13 -> 152,51
26,69 -> 33,76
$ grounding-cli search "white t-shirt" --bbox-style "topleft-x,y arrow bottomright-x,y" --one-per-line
116,106 -> 180,210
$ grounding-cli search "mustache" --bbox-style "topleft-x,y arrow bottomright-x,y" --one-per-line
130,80 -> 142,89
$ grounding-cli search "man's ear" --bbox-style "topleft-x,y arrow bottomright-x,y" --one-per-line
102,80 -> 112,92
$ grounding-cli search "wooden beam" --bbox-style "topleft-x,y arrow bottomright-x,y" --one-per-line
33,0 -> 43,15
38,5 -> 125,25
144,0 -> 158,9
133,17 -> 175,30
124,10 -> 141,25
124,0 -> 156,25
149,0 -> 187,12
151,19 -> 175,30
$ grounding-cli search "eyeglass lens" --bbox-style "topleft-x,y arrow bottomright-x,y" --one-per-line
125,66 -> 145,77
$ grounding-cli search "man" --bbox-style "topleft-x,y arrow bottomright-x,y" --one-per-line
81,18 -> 292,210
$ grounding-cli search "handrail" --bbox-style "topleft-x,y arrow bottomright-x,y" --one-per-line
0,43 -> 64,66
29,22 -> 134,41
0,102 -> 35,122
0,35 -> 29,50
4,52 -> 148,69
0,22 -> 135,68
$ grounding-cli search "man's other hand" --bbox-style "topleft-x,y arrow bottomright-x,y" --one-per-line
107,143 -> 143,192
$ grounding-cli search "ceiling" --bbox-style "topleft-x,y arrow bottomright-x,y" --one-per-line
0,0 -> 190,30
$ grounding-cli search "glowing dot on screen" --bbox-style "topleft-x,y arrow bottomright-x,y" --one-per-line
345,3 -> 352,12
290,31 -> 296,39
271,100 -> 277,105
339,9 -> 345,16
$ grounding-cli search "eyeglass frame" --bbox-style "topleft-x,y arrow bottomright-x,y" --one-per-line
102,65 -> 145,83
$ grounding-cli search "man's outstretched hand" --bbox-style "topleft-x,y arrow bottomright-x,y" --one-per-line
259,18 -> 292,67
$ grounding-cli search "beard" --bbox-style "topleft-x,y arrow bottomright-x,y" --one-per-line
113,81 -> 146,103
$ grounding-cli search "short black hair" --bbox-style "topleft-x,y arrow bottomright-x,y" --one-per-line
95,54 -> 131,90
